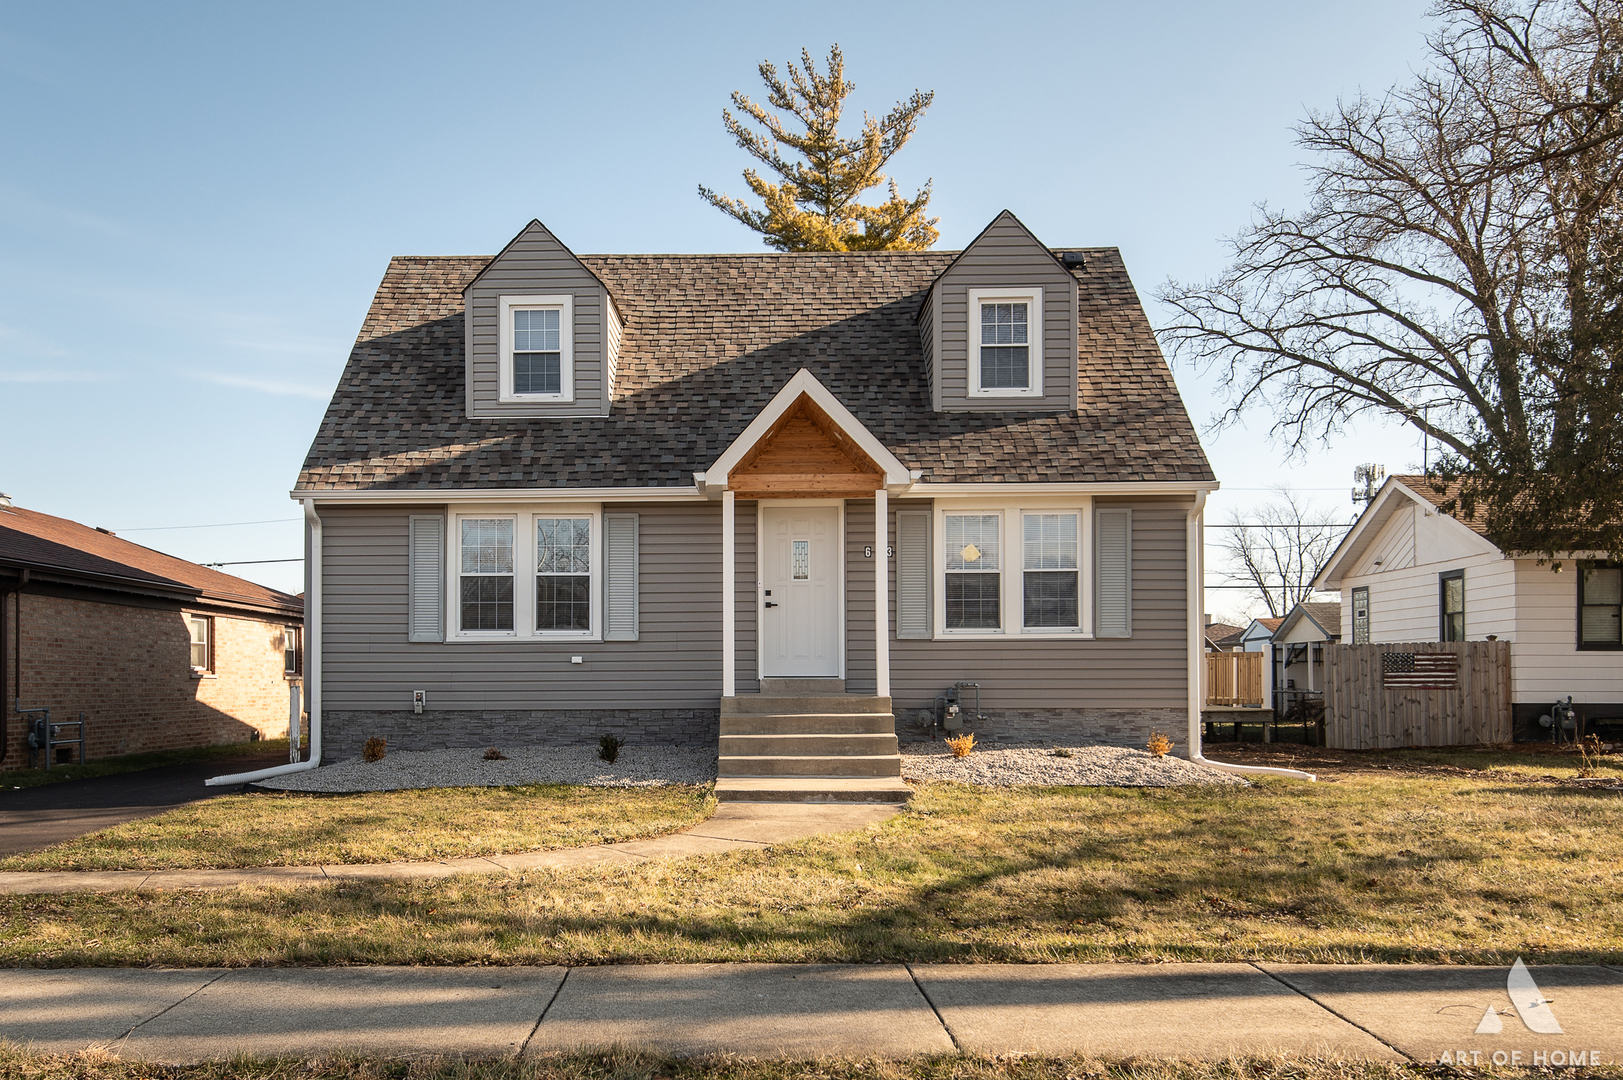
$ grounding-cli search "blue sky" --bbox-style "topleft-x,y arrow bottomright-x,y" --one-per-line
0,1 -> 1432,616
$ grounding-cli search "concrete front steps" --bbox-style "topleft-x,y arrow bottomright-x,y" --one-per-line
715,686 -> 912,804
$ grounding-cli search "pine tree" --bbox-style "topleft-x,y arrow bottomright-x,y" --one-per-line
699,45 -> 939,252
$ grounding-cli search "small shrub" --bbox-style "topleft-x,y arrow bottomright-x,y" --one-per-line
1578,733 -> 1604,777
483,747 -> 508,761
599,735 -> 624,763
1147,731 -> 1174,758
1051,748 -> 1074,758
945,733 -> 976,758
362,737 -> 387,763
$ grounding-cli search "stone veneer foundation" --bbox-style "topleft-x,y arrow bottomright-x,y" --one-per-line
324,706 -> 1185,760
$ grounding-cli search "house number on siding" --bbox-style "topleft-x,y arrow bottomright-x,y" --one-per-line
863,545 -> 895,559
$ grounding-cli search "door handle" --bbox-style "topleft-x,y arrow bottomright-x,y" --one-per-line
764,601 -> 778,608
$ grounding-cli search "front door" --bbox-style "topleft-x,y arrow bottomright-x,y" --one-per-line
761,504 -> 842,677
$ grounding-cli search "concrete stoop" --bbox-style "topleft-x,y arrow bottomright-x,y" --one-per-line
715,693 -> 911,804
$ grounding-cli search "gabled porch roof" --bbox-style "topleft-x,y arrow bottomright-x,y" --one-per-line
695,369 -> 914,498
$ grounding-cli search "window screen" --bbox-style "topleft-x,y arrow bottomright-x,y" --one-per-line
460,518 -> 515,631
536,517 -> 591,631
1580,564 -> 1623,648
1023,513 -> 1079,628
513,308 -> 562,395
945,514 -> 1000,629
979,302 -> 1030,389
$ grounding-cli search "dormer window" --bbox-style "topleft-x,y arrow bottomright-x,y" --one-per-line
967,287 -> 1042,397
499,294 -> 574,402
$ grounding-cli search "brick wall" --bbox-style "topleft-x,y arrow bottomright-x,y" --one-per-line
1,590 -> 301,771
323,709 -> 719,759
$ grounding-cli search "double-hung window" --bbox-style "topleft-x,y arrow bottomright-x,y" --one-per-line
1022,513 -> 1079,629
1439,570 -> 1465,641
188,614 -> 213,673
536,517 -> 592,633
1579,563 -> 1623,650
944,513 -> 1001,630
283,626 -> 301,675
460,518 -> 515,633
967,288 -> 1042,397
499,295 -> 573,402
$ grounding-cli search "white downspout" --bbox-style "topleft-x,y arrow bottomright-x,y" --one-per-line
206,499 -> 324,786
722,490 -> 736,697
1185,490 -> 1315,782
874,487 -> 890,698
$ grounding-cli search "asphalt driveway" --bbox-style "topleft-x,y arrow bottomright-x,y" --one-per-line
0,750 -> 290,857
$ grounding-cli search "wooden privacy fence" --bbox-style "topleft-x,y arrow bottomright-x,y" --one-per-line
1206,651 -> 1265,707
1323,641 -> 1511,749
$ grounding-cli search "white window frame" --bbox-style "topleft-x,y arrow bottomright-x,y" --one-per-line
967,287 -> 1044,398
498,294 -> 574,403
448,505 -> 601,642
187,613 -> 215,673
932,497 -> 1092,639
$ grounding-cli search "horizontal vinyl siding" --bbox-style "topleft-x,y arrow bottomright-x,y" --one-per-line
466,224 -> 607,418
1512,562 -> 1623,701
320,502 -> 738,711
933,217 -> 1077,412
887,497 -> 1189,712
1343,551 -> 1514,646
845,501 -> 877,694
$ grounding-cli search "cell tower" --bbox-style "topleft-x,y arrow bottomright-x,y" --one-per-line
1352,464 -> 1386,506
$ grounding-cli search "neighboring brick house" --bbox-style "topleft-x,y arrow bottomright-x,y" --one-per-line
0,496 -> 303,770
286,209 -> 1300,800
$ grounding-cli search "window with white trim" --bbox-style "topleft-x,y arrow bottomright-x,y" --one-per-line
188,614 -> 214,672
460,518 -> 515,632
536,517 -> 592,632
1022,513 -> 1079,628
499,294 -> 574,402
967,287 -> 1043,397
283,626 -> 301,675
944,513 -> 1002,630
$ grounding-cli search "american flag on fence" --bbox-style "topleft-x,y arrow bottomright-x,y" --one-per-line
1382,652 -> 1459,690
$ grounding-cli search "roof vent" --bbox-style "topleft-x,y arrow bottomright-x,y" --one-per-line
0,492 -> 10,507
1059,251 -> 1087,269
95,526 -> 116,535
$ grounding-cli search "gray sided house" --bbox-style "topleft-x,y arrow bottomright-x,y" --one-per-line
295,211 -> 1219,796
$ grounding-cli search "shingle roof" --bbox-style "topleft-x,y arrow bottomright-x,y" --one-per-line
296,249 -> 1214,491
1391,474 -> 1490,535
1300,601 -> 1343,637
0,504 -> 302,616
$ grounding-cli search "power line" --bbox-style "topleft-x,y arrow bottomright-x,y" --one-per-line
118,517 -> 302,532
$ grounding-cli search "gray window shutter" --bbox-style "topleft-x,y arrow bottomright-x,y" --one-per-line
604,512 -> 640,641
1095,508 -> 1132,638
408,515 -> 445,643
896,510 -> 931,639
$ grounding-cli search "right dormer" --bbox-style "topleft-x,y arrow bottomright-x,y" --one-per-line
919,210 -> 1080,412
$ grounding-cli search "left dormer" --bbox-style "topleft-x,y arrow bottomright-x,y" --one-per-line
463,220 -> 623,418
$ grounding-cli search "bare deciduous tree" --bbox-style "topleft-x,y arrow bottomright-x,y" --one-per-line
1161,1 -> 1623,561
1219,488 -> 1346,618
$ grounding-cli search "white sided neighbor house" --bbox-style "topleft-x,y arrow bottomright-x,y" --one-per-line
275,212 -> 1301,799
1317,474 -> 1623,745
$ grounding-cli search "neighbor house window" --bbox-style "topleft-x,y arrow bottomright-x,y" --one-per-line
499,294 -> 573,402
536,517 -> 592,633
967,288 -> 1042,397
188,615 -> 213,673
1439,570 -> 1465,641
945,513 -> 1001,629
283,626 -> 301,675
1352,586 -> 1370,645
1022,513 -> 1079,628
1578,563 -> 1623,650
460,518 -> 515,632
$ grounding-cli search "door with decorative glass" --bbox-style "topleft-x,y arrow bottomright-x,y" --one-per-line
761,505 -> 841,677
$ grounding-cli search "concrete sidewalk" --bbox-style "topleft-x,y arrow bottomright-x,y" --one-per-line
3,963 -> 1620,1063
0,804 -> 899,894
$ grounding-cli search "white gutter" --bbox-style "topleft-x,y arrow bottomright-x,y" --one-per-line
1184,489 -> 1316,782
205,499 -> 325,787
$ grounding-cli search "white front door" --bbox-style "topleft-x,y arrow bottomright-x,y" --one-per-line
761,504 -> 842,677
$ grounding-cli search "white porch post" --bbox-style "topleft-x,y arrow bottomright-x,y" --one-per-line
874,488 -> 890,698
722,490 -> 736,697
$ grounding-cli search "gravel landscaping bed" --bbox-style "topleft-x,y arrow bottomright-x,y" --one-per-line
256,744 -> 717,793
900,742 -> 1247,787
